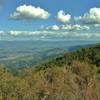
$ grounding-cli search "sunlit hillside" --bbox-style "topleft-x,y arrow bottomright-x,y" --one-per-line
0,44 -> 100,100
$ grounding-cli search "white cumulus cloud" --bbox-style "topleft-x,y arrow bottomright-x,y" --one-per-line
57,10 -> 71,23
75,8 -> 100,24
46,25 -> 60,31
60,24 -> 90,30
10,5 -> 50,21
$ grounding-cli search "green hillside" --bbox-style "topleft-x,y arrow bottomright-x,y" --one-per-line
0,44 -> 100,100
36,44 -> 100,71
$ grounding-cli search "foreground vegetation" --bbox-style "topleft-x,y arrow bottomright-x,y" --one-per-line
0,44 -> 100,100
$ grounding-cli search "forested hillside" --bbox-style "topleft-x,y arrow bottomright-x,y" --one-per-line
0,44 -> 100,100
36,44 -> 100,70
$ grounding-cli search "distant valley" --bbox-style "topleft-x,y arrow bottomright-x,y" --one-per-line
0,40 -> 100,70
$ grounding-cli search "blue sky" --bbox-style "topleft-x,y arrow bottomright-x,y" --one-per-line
0,0 -> 100,40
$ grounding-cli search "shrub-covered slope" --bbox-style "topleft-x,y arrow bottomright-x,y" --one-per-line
0,44 -> 100,100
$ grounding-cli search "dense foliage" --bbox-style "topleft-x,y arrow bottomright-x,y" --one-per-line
0,44 -> 100,100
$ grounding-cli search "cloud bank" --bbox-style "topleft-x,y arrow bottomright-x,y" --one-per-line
45,24 -> 89,31
0,30 -> 99,40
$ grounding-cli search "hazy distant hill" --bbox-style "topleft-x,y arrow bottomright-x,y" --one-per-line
0,40 -> 99,70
